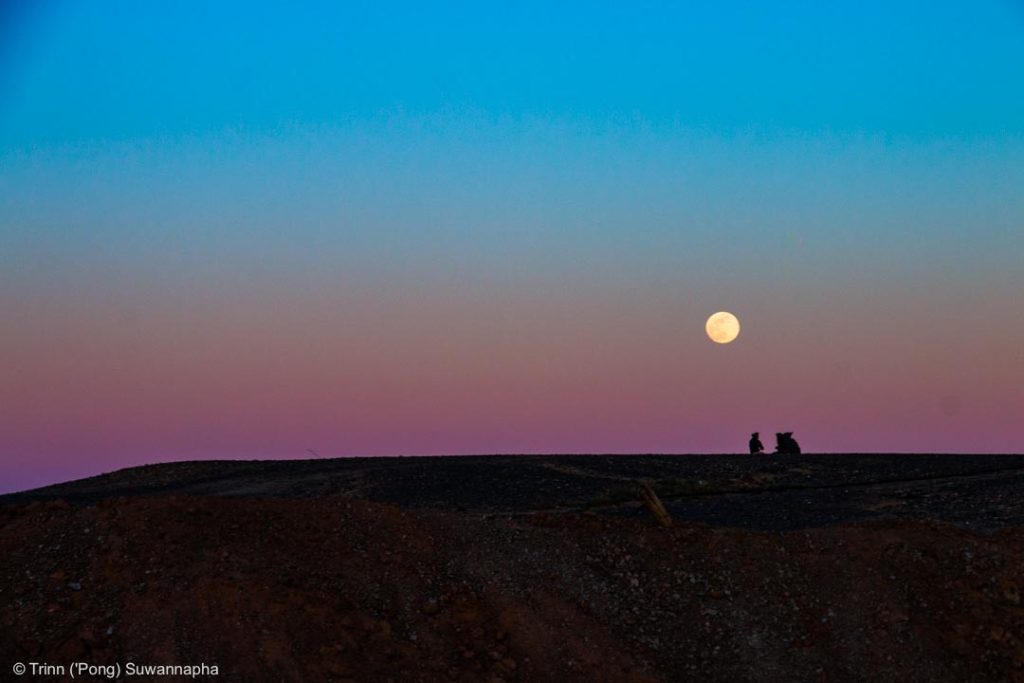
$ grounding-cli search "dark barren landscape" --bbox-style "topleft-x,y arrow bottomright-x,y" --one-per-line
4,454 -> 1024,682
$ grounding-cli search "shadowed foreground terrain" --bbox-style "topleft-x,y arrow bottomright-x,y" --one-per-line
3,454 -> 1024,682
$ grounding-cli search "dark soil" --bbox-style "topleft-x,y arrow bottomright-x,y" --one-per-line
3,454 -> 1024,681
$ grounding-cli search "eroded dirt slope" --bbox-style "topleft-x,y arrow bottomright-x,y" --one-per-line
3,493 -> 1024,682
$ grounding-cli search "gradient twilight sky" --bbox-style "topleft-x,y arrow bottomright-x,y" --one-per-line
2,2 -> 1023,493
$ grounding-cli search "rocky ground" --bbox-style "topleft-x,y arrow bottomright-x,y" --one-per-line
3,454 -> 1024,682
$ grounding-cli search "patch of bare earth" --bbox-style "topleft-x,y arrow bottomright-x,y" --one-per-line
3,496 -> 1024,682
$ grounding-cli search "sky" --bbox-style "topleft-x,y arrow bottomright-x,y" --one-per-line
2,1 -> 1023,493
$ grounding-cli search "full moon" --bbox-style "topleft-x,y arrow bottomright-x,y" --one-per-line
705,311 -> 740,344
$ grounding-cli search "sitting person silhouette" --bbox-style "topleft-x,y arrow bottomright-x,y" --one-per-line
785,432 -> 801,454
749,432 -> 764,454
774,432 -> 802,454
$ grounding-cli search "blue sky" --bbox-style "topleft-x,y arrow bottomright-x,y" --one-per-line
3,1 -> 1022,303
4,1 -> 1024,144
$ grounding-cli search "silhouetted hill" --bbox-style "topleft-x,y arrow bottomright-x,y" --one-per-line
4,454 -> 1024,682
5,453 -> 1024,531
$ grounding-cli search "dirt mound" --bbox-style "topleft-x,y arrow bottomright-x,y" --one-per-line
4,494 -> 1024,682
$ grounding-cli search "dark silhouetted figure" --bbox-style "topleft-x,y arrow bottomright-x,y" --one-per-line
774,432 -> 801,454
787,433 -> 802,454
749,432 -> 764,454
